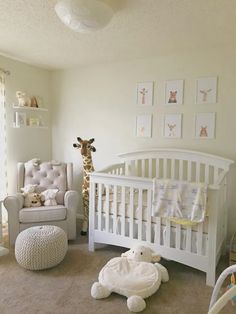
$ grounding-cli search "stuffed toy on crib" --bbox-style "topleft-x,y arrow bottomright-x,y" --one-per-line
91,244 -> 169,313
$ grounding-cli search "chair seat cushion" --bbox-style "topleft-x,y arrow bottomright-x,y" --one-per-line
19,205 -> 67,223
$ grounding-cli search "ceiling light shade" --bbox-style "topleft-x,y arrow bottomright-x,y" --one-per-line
55,0 -> 113,33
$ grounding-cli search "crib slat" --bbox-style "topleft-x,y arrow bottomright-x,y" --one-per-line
205,164 -> 209,184
146,189 -> 152,242
166,220 -> 171,247
163,159 -> 167,178
113,185 -> 118,235
142,159 -> 145,177
156,159 -> 160,178
171,159 -> 175,179
105,185 -> 110,232
186,226 -> 192,252
176,224 -> 181,249
197,223 -> 203,255
97,183 -> 102,231
129,187 -> 134,239
135,160 -> 139,176
121,186 -> 126,236
138,188 -> 143,241
155,217 -> 161,245
179,159 -> 183,180
149,159 -> 153,178
213,167 -> 219,184
196,162 -> 200,182
187,161 -> 192,181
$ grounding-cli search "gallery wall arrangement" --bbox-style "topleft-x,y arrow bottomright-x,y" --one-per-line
135,76 -> 217,139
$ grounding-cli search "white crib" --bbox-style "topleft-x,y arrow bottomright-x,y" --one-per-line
88,148 -> 234,286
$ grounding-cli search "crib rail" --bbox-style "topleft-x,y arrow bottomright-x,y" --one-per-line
98,163 -> 125,175
89,172 -> 221,264
119,148 -> 233,186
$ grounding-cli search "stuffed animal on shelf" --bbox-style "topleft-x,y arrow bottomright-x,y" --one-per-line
30,96 -> 38,108
16,91 -> 29,107
91,244 -> 169,313
41,189 -> 58,206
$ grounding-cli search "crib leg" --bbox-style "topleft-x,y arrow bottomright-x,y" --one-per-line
89,226 -> 95,252
89,237 -> 95,252
206,268 -> 216,287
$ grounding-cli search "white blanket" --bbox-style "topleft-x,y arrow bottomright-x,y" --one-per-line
152,179 -> 207,225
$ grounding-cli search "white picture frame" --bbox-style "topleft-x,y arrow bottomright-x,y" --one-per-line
194,112 -> 216,139
165,80 -> 184,105
196,77 -> 217,104
15,112 -> 26,127
136,114 -> 152,137
163,114 -> 182,138
137,81 -> 153,106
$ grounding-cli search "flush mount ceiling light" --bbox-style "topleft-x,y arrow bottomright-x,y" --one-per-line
55,0 -> 113,33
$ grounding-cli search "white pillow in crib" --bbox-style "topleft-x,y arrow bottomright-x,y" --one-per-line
98,257 -> 161,299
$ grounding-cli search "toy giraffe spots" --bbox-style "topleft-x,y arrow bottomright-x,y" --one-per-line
73,137 -> 96,235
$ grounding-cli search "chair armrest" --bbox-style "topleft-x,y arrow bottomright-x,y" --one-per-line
64,190 -> 79,210
4,193 -> 24,212
64,190 -> 79,240
3,193 -> 24,245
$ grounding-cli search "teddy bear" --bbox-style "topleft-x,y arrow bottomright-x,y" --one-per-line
21,184 -> 42,208
41,189 -> 58,206
16,91 -> 29,107
91,244 -> 169,313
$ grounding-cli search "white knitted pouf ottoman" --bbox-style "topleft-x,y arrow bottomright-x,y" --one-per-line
15,225 -> 68,270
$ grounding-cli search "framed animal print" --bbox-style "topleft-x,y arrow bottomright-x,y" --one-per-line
196,77 -> 217,104
136,114 -> 152,137
163,114 -> 182,138
136,81 -> 153,106
194,112 -> 215,139
165,80 -> 184,105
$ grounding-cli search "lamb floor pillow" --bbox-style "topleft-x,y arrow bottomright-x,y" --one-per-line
91,245 -> 169,313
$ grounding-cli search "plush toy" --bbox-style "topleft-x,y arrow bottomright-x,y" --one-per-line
21,184 -> 38,194
30,96 -> 38,108
25,158 -> 41,167
24,193 -> 42,208
91,245 -> 169,313
16,91 -> 29,107
21,184 -> 42,208
41,189 -> 58,206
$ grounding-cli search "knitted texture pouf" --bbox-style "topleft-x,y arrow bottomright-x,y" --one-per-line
15,225 -> 68,270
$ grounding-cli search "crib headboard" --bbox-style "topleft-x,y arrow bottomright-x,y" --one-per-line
119,148 -> 234,185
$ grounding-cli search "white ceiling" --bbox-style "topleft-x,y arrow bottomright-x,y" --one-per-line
0,0 -> 235,70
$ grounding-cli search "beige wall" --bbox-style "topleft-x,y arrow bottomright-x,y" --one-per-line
51,47 -> 236,238
0,55 -> 52,194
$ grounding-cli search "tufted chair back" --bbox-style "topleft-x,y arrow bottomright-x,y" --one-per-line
17,161 -> 73,205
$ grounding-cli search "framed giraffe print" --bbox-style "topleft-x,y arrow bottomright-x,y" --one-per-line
136,114 -> 152,137
163,113 -> 182,138
194,112 -> 216,139
164,79 -> 184,105
136,81 -> 153,106
196,77 -> 217,104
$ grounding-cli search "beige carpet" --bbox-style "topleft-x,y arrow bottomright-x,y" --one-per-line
0,226 -> 235,314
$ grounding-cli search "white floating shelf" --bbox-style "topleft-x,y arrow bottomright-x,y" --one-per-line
12,125 -> 48,129
12,105 -> 48,112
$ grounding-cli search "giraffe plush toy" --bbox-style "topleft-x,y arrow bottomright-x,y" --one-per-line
73,137 -> 96,235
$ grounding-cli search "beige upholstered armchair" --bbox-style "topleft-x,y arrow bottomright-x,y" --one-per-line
4,160 -> 79,245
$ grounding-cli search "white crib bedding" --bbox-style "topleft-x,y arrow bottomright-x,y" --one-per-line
95,190 -> 209,233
